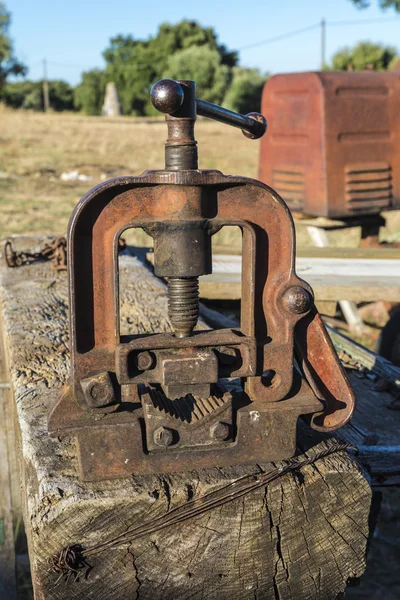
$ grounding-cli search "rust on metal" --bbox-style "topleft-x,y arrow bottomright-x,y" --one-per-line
259,71 -> 400,218
4,236 -> 67,270
48,78 -> 355,481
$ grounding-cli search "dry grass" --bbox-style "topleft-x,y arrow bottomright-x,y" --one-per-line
0,107 -> 259,240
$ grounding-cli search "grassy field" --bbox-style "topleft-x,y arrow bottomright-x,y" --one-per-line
0,107 -> 259,240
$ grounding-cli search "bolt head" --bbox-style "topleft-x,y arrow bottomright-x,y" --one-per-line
210,421 -> 230,442
80,371 -> 115,408
150,79 -> 184,114
153,426 -> 174,448
89,383 -> 109,403
282,286 -> 313,315
135,351 -> 155,371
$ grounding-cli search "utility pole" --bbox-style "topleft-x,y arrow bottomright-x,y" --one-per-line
321,18 -> 326,70
43,59 -> 50,112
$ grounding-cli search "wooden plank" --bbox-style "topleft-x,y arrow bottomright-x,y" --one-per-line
297,246 -> 400,260
306,225 -> 364,334
209,245 -> 400,261
191,254 -> 400,302
0,235 -> 373,599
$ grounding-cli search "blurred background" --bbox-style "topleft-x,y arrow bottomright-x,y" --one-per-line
2,0 -> 400,242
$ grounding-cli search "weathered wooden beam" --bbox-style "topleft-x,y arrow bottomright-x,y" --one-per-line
0,236 -> 374,599
0,314 -> 17,599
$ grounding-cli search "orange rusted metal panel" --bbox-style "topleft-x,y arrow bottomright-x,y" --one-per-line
259,71 -> 400,218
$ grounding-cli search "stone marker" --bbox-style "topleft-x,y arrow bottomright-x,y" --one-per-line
102,82 -> 121,117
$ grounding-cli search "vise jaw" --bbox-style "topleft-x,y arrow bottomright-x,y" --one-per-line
48,79 -> 355,481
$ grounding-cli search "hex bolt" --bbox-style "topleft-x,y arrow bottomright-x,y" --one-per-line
153,426 -> 174,448
210,421 -> 230,442
282,286 -> 313,315
135,351 -> 155,371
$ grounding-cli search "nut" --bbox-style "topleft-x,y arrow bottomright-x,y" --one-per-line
282,286 -> 313,315
210,421 -> 230,442
153,426 -> 174,448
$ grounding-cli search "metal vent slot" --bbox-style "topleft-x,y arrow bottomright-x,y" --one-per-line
345,163 -> 392,213
272,168 -> 305,210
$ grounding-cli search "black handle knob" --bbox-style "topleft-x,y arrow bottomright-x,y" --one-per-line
150,79 -> 267,140
150,79 -> 185,114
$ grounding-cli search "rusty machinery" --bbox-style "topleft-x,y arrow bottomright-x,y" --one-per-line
48,79 -> 355,481
259,71 -> 400,219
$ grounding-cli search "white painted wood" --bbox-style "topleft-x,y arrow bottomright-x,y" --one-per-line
307,226 -> 365,334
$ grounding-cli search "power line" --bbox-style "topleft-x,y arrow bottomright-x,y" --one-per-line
239,16 -> 400,52
238,23 -> 320,51
329,16 -> 400,26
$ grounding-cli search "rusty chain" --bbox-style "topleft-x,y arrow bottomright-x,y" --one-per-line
4,237 -> 67,271
4,237 -> 127,272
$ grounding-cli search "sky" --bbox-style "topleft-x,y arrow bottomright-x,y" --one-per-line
7,0 -> 400,85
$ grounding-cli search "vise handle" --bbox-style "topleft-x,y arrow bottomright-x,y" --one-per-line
151,78 -> 267,140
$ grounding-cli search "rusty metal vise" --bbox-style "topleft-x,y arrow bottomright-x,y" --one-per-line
48,79 -> 355,481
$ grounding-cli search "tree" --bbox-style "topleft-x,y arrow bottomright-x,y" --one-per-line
350,0 -> 400,10
0,2 -> 26,94
102,35 -> 156,115
5,80 -> 74,111
223,67 -> 268,114
74,69 -> 106,115
329,41 -> 397,71
163,46 -> 231,105
74,20 -> 239,116
48,80 -> 74,111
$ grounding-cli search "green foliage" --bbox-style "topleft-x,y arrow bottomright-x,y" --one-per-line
350,0 -> 400,10
74,69 -> 106,115
22,85 -> 42,110
48,80 -> 74,111
329,41 -> 398,71
75,20 -> 239,116
103,35 -> 156,115
0,2 -> 26,93
223,67 -> 268,114
5,80 -> 74,111
163,46 -> 231,105
4,80 -> 36,108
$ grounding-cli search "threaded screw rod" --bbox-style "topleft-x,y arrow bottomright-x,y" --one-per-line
168,277 -> 199,338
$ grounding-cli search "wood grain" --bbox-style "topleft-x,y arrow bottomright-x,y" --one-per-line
0,236 -> 372,599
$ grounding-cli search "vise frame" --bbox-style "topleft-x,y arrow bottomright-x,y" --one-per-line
49,79 -> 355,481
